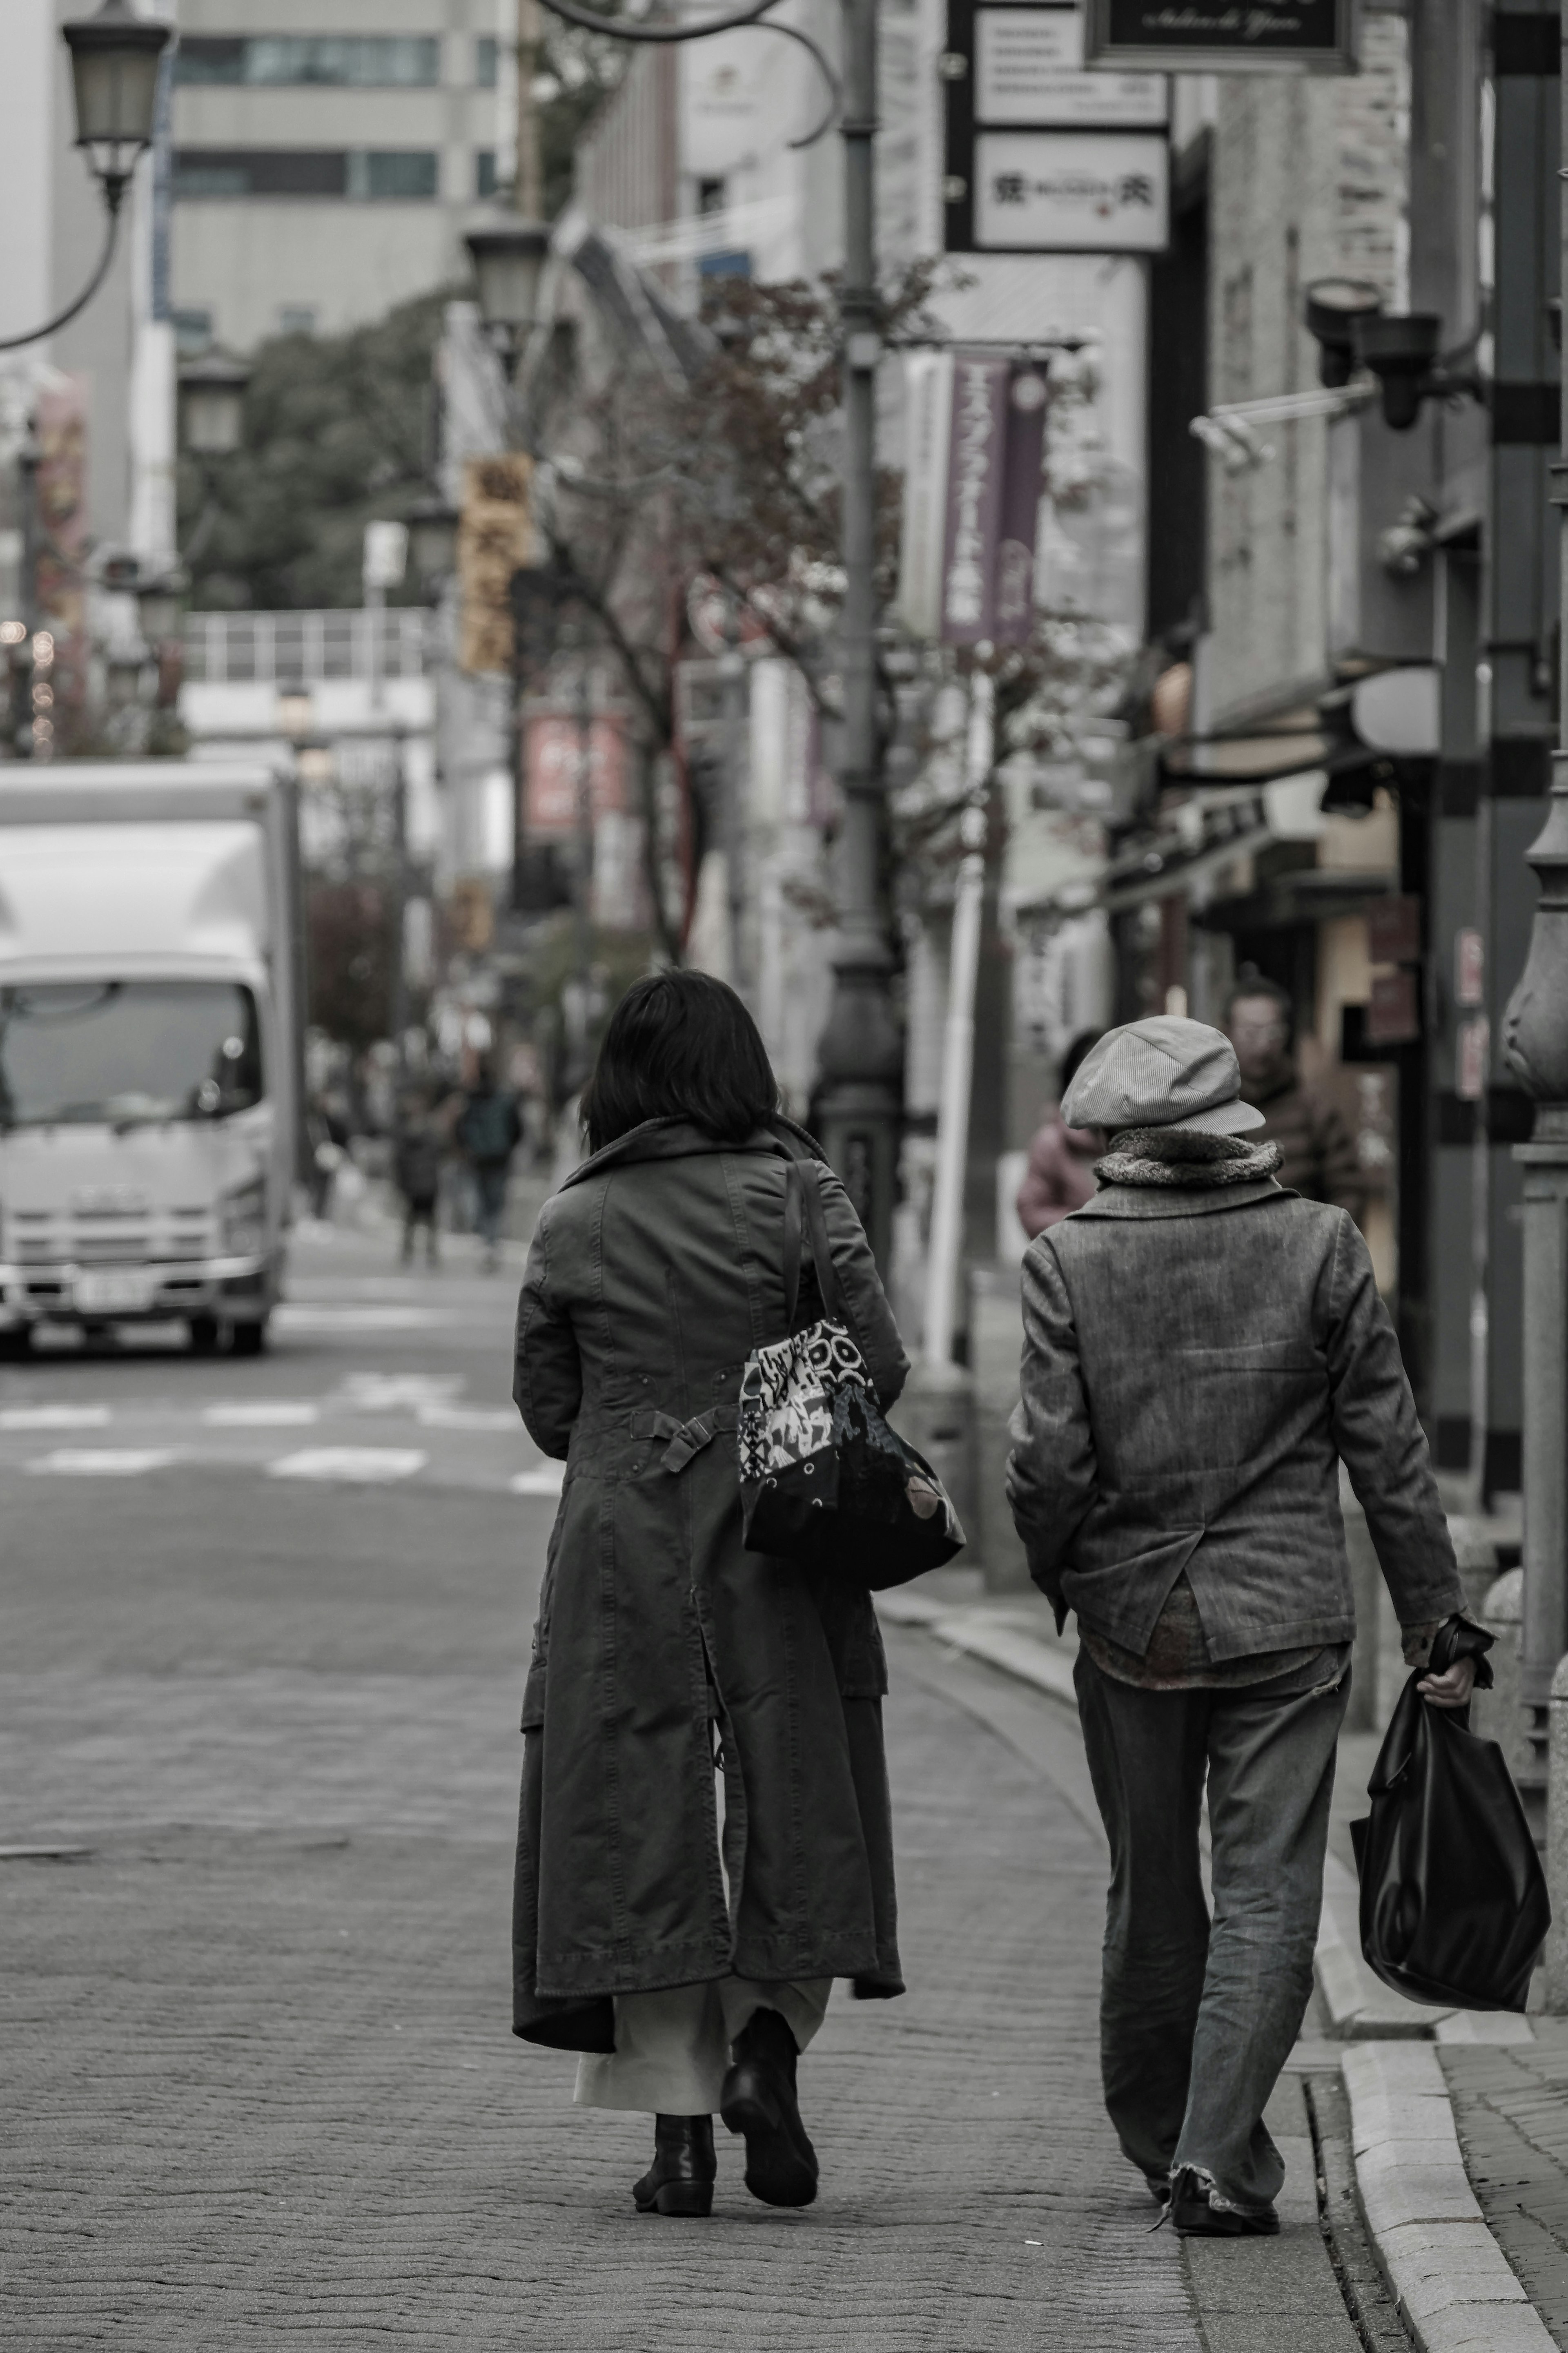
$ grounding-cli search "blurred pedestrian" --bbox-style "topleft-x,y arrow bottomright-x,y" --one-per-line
511,970 -> 907,2218
456,1058 -> 523,1272
1016,1028 -> 1106,1240
304,1090 -> 346,1222
392,1086 -> 445,1268
1007,1016 -> 1490,2238
1225,975 -> 1366,1222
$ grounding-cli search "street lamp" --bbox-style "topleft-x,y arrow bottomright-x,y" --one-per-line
408,494 -> 460,592
0,0 -> 171,352
177,349 -> 252,459
62,0 -> 170,212
134,568 -> 187,647
463,212 -> 552,368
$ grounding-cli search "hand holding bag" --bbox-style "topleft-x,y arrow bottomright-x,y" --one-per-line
737,1158 -> 965,1588
1351,1622 -> 1550,2012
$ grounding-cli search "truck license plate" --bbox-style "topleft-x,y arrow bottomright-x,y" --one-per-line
74,1271 -> 156,1315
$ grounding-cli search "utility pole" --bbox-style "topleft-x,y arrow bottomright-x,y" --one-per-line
1508,4 -> 1568,1974
811,0 -> 902,1267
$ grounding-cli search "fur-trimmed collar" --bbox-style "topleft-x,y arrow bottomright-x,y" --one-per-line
1094,1127 -> 1283,1189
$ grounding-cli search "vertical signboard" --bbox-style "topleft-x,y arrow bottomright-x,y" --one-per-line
941,353 -> 1011,645
944,0 -> 1169,256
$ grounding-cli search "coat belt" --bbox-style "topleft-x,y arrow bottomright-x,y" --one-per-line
630,1403 -> 739,1473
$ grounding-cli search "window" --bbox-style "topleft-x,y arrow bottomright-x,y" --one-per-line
172,306 -> 214,353
176,36 -> 440,87
174,150 -> 439,200
476,35 -> 499,87
346,150 -> 439,200
475,149 -> 498,199
0,982 -> 264,1129
276,306 -> 317,335
174,149 -> 348,198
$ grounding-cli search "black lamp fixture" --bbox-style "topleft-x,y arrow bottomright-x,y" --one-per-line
135,568 -> 187,647
177,349 -> 252,458
407,493 -> 460,591
1303,278 -> 1383,389
1302,280 -> 1480,433
0,0 -> 171,352
463,212 -> 552,368
1353,313 -> 1445,431
62,0 -> 170,214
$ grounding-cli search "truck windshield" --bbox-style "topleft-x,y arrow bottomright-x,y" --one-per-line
0,981 -> 263,1129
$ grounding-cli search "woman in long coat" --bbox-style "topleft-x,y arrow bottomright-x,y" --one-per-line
511,971 -> 909,2217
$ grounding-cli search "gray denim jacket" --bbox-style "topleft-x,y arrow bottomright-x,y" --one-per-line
1006,1175 -> 1464,1662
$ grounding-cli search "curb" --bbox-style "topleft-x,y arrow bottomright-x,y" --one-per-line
876,1589 -> 1078,1706
1342,2042 -> 1555,2353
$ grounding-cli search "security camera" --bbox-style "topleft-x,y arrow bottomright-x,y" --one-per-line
1303,279 -> 1383,389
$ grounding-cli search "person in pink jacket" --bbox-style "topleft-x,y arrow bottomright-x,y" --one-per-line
1016,1030 -> 1106,1240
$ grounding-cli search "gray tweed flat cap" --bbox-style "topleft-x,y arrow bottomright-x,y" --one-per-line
1061,1016 -> 1265,1137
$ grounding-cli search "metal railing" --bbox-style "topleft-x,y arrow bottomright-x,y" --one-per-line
182,608 -> 434,685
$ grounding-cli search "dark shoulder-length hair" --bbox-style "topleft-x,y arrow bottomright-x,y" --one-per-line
581,970 -> 779,1154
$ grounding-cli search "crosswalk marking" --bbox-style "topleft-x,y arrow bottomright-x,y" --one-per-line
339,1373 -> 464,1409
268,1447 -> 428,1484
201,1402 -> 321,1427
415,1402 -> 517,1431
0,1405 -> 113,1431
29,1449 -> 176,1476
274,1305 -> 448,1333
510,1464 -> 566,1497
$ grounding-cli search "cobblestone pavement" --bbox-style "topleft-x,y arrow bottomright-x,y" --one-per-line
2,1232 -> 1375,2351
1441,2029 -> 1568,2346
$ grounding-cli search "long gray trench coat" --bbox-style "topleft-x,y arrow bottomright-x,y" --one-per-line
510,1115 -> 909,2052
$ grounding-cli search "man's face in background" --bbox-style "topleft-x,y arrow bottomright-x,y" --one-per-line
1227,995 -> 1293,1095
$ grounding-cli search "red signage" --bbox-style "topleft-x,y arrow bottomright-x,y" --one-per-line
523,714 -> 628,838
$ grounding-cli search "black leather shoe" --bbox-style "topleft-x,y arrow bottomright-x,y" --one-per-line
633,2114 -> 716,2217
1169,2166 -> 1279,2237
719,2007 -> 818,2208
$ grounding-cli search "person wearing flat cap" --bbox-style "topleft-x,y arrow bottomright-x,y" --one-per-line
1006,1016 -> 1490,2239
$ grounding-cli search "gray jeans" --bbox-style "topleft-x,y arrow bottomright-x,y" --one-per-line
1074,1645 -> 1349,2212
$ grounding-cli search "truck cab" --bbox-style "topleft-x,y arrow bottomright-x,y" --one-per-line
0,764 -> 302,1356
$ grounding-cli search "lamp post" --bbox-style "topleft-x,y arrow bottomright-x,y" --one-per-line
0,0 -> 171,355
177,349 -> 251,460
462,212 -> 552,379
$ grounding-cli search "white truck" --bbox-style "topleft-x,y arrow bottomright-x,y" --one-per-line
0,763 -> 302,1357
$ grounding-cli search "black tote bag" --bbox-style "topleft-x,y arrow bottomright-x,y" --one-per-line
1351,1624 -> 1550,2013
736,1158 -> 965,1588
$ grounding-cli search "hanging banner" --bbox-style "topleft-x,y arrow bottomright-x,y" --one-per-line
458,454 -> 537,677
994,366 -> 1049,645
940,353 -> 1011,645
897,352 -> 956,640
899,355 -> 1049,646
1083,0 -> 1358,73
524,711 -> 628,836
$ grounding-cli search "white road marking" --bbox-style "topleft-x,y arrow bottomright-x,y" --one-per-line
415,1402 -> 517,1431
273,1306 -> 448,1333
202,1401 -> 321,1427
510,1463 -> 566,1497
268,1447 -> 428,1483
340,1373 -> 464,1408
29,1449 -> 176,1476
0,1405 -> 113,1431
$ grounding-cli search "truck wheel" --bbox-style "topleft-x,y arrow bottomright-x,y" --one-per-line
189,1314 -> 220,1354
232,1318 -> 268,1358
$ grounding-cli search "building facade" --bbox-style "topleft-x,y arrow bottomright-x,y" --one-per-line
169,0 -> 508,352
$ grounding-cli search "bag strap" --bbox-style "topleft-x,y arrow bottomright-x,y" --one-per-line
783,1162 -> 805,1329
792,1157 -> 846,1325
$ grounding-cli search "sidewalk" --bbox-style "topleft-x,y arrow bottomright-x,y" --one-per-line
882,1571 -> 1568,2353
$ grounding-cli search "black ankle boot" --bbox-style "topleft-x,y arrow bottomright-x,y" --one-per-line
633,2114 -> 715,2217
719,2007 -> 818,2208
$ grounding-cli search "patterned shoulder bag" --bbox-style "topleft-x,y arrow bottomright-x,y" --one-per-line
737,1157 -> 965,1588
